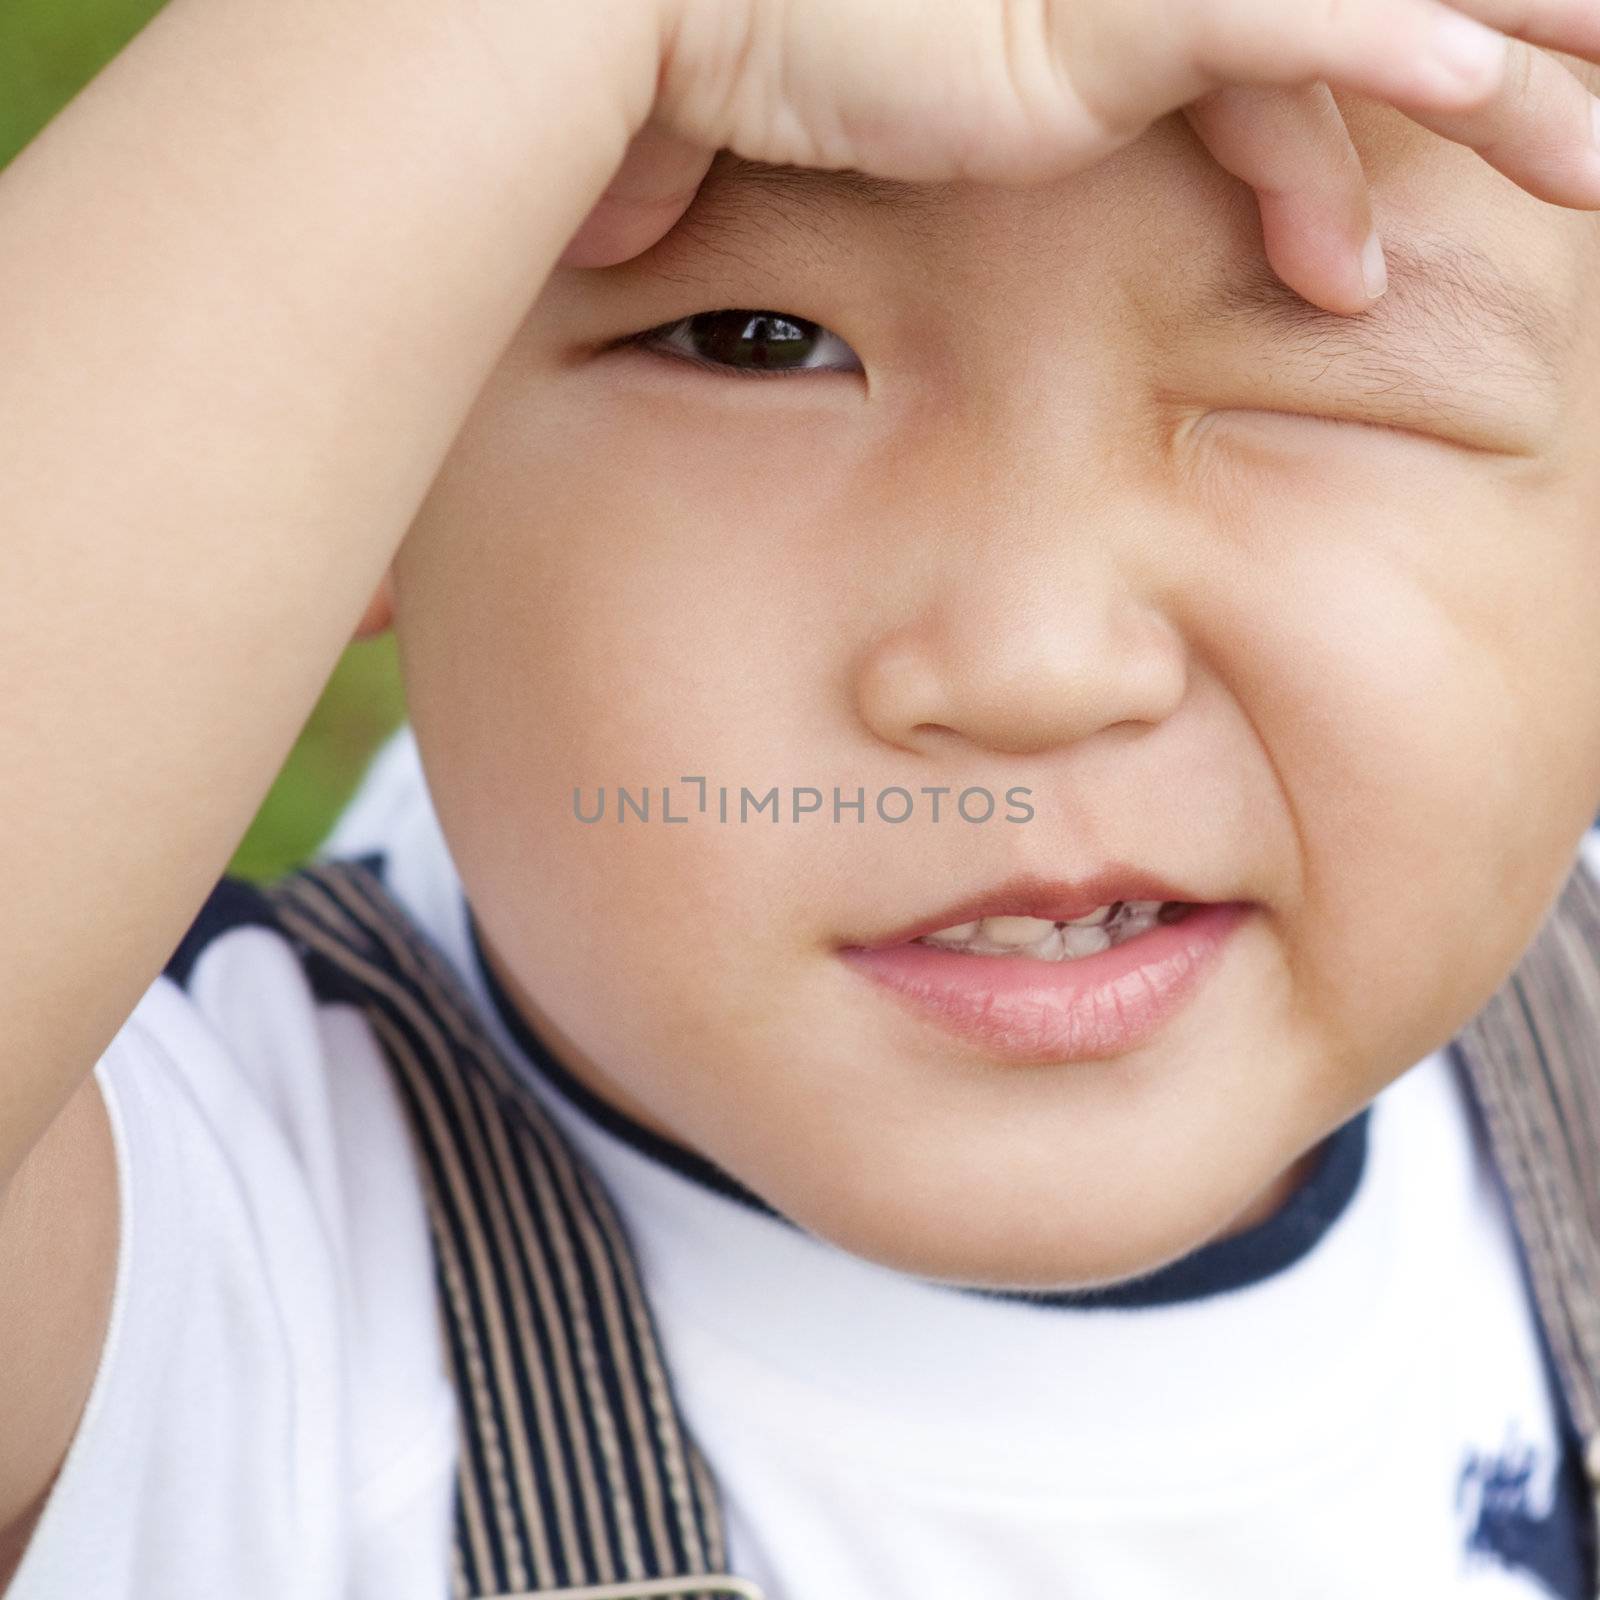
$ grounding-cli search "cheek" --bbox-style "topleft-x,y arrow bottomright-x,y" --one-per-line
392,385 -> 863,1062
400,360 -> 856,759
1192,439 -> 1600,1056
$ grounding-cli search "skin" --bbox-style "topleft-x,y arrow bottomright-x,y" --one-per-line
0,1078 -> 117,1578
349,87 -> 1600,1292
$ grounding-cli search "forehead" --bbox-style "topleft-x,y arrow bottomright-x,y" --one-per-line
664,113 -> 1596,415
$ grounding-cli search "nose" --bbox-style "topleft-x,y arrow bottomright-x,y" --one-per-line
852,522 -> 1189,760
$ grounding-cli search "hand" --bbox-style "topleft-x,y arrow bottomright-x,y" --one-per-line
564,0 -> 1600,315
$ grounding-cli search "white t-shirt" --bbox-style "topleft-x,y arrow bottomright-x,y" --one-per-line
7,723 -> 1596,1600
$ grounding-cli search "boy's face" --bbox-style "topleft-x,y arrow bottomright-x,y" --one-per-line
388,88 -> 1600,1289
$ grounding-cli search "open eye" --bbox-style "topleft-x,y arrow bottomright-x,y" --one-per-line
625,309 -> 863,379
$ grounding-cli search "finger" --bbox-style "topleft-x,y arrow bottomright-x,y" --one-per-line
1034,0 -> 1520,185
1096,0 -> 1518,128
1184,83 -> 1386,317
558,121 -> 715,270
1433,0 -> 1600,60
1389,37 -> 1600,208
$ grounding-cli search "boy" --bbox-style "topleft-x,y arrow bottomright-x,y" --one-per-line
5,0 -> 1600,1594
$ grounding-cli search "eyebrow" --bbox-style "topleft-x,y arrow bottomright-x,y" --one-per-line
676,155 -> 955,259
1180,232 -> 1570,400
676,158 -> 1572,422
698,155 -> 951,214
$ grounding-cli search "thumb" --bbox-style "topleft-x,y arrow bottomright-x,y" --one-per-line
559,121 -> 716,269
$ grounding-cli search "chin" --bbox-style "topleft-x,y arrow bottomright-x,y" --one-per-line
780,1176 -> 1234,1295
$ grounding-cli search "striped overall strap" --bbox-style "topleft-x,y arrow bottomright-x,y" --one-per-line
260,857 -> 764,1600
1450,851 -> 1600,1573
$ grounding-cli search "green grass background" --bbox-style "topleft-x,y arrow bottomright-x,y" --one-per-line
4,0 -> 409,883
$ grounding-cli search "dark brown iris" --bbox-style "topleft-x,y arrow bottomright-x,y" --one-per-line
684,311 -> 819,370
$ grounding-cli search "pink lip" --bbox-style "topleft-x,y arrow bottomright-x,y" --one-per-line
837,902 -> 1252,1064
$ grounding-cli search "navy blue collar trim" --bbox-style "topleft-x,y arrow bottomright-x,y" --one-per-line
464,899 -> 1371,1311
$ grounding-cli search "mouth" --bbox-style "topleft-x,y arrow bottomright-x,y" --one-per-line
836,871 -> 1252,1064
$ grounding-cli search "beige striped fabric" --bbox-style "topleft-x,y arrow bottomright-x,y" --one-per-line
262,844 -> 1600,1597
262,859 -> 765,1600
1451,850 -> 1600,1576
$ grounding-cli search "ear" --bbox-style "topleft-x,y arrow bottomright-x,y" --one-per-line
351,569 -> 395,641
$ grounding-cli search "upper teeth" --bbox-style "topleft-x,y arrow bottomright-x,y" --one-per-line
983,915 -> 1082,945
917,901 -> 1170,959
928,906 -> 1119,946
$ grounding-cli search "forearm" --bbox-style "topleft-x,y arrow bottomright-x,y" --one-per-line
0,0 -> 656,1185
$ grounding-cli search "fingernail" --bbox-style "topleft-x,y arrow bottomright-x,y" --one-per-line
1361,230 -> 1388,301
1427,13 -> 1506,93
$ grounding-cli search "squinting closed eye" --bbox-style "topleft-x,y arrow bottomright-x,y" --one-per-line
1167,231 -> 1572,453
